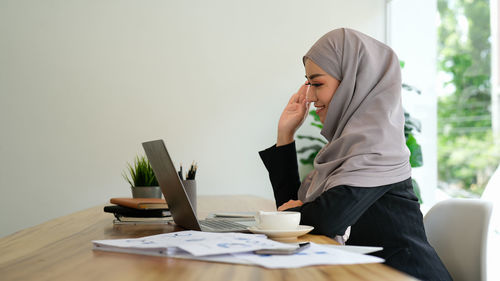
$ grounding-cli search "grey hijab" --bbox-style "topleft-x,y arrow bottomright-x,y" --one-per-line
298,28 -> 411,203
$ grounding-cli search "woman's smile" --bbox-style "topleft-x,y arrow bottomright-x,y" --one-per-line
314,103 -> 326,115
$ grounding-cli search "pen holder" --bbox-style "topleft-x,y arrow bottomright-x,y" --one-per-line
182,180 -> 197,215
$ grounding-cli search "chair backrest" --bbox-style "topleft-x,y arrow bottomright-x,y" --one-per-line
424,199 -> 493,281
482,165 -> 500,233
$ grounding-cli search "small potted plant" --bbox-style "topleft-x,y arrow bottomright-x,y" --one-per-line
123,155 -> 161,198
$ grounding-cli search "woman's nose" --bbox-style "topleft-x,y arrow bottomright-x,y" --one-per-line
305,86 -> 317,102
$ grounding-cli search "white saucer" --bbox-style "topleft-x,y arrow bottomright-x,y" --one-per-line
247,225 -> 314,240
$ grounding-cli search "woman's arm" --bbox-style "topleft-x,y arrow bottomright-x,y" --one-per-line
286,185 -> 393,237
259,83 -> 309,207
260,139 -> 393,237
259,142 -> 301,208
259,137 -> 396,238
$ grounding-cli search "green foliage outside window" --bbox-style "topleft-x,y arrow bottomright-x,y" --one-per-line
437,0 -> 500,196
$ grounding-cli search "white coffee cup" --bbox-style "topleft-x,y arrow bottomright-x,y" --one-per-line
255,211 -> 301,230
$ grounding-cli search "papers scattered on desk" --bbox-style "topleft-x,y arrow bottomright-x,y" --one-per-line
92,231 -> 384,268
93,230 -> 295,257
234,243 -> 384,268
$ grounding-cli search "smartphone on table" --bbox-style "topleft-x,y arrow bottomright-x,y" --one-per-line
253,242 -> 310,255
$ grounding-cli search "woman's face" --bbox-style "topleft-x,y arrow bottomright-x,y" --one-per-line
304,59 -> 340,123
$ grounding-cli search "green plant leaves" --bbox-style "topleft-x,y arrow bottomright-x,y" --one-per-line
412,179 -> 423,204
405,110 -> 423,170
123,156 -> 158,187
297,144 -> 323,154
310,122 -> 323,129
402,83 -> 422,95
309,110 -> 321,122
299,151 -> 319,166
296,135 -> 327,144
406,134 -> 423,168
296,110 -> 327,166
404,111 -> 422,136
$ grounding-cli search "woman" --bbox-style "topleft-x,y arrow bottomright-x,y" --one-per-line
259,28 -> 452,280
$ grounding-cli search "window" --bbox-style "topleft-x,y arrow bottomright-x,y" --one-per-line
387,0 -> 438,205
437,0 -> 498,197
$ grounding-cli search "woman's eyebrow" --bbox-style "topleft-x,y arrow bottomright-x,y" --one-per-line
305,74 -> 325,80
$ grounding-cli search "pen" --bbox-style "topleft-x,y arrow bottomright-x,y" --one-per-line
186,162 -> 197,180
178,164 -> 183,180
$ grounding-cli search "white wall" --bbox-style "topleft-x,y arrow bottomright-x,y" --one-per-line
387,0 -> 438,206
0,0 -> 387,237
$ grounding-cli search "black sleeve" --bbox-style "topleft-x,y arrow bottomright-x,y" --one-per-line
287,185 -> 392,237
259,141 -> 394,238
258,142 -> 301,207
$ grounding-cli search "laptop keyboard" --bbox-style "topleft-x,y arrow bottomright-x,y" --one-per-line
199,219 -> 249,232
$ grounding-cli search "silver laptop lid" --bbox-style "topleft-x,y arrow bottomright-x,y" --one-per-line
142,140 -> 202,231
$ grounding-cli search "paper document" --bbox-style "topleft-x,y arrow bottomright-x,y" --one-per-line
93,230 -> 295,257
322,244 -> 383,255
92,231 -> 384,268
234,242 -> 384,268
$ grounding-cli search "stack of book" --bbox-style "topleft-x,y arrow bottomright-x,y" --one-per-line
104,198 -> 172,225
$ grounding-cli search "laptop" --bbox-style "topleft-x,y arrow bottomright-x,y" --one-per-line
142,139 -> 253,232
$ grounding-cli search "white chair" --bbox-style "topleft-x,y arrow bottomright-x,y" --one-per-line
424,199 -> 493,281
482,166 -> 500,281
482,165 -> 500,233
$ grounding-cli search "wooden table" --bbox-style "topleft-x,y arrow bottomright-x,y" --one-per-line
0,195 -> 416,281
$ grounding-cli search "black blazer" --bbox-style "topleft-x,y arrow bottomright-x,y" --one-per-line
259,142 -> 452,281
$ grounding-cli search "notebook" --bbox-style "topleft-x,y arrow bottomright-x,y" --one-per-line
109,197 -> 168,210
142,139 -> 253,232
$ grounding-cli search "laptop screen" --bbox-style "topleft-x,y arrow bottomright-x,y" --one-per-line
142,140 -> 201,231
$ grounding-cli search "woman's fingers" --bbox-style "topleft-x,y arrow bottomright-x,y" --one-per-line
287,93 -> 299,105
277,83 -> 311,146
277,200 -> 304,211
288,83 -> 309,106
298,83 -> 309,104
298,85 -> 310,117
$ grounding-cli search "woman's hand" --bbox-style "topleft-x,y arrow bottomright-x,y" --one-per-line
278,199 -> 304,211
277,83 -> 310,146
